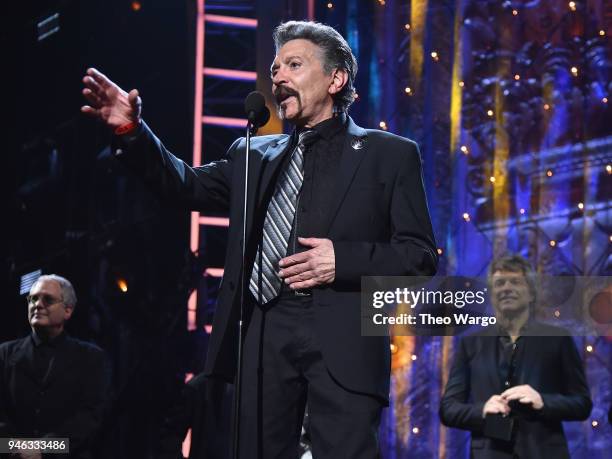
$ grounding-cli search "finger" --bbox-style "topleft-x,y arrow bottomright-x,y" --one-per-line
279,252 -> 309,268
279,261 -> 311,278
284,271 -> 313,284
128,89 -> 141,111
298,237 -> 321,247
82,88 -> 103,107
86,67 -> 112,89
289,278 -> 317,290
82,75 -> 104,95
81,105 -> 101,117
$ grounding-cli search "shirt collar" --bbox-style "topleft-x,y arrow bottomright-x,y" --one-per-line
31,330 -> 67,348
295,112 -> 347,142
496,319 -> 533,339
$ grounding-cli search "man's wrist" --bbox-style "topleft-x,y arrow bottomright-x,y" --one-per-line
114,119 -> 141,135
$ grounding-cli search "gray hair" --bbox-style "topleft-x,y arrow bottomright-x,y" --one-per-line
487,254 -> 537,308
33,274 -> 78,309
273,21 -> 358,112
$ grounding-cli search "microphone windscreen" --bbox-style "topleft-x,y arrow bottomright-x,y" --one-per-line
244,91 -> 266,117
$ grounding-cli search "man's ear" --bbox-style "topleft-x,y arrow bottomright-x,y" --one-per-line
328,68 -> 348,95
64,305 -> 74,321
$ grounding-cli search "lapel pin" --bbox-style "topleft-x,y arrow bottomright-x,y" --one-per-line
351,137 -> 365,150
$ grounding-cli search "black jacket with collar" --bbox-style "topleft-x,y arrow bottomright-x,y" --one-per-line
114,116 -> 438,403
439,322 -> 592,459
0,333 -> 110,458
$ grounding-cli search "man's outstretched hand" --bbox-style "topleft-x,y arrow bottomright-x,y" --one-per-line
81,67 -> 141,129
278,237 -> 335,290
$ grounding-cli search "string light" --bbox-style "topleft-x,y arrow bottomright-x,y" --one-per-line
459,81 -> 465,87
327,2 -> 333,8
131,1 -> 142,11
554,309 -> 561,318
460,145 -> 469,154
412,427 -> 420,434
586,345 -> 593,353
549,240 -> 556,247
603,97 -> 608,104
487,109 -> 494,117
592,420 -> 598,427
378,0 -> 386,5
405,87 -> 413,95
519,208 -> 525,214
578,202 -> 584,210
544,103 -> 551,111
600,30 -> 606,36
546,169 -> 553,177
431,51 -> 439,61
606,164 -> 612,174
570,66 -> 578,77
437,248 -> 443,255
609,235 -> 612,242
568,1 -> 576,11
390,343 -> 398,354
379,121 -> 388,130
489,176 -> 496,183
411,354 -> 418,361
512,9 -> 518,16
463,212 -> 470,222
116,278 -> 128,293
514,74 -> 520,80
405,23 -> 411,31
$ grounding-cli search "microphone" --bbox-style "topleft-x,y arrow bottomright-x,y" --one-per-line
244,91 -> 270,128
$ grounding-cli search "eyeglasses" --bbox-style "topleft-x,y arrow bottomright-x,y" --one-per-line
26,294 -> 64,307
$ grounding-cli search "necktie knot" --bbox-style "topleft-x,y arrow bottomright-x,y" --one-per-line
297,129 -> 319,149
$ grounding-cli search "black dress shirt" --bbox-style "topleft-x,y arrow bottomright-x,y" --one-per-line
279,113 -> 347,295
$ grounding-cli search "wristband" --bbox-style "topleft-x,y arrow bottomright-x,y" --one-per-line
115,120 -> 141,135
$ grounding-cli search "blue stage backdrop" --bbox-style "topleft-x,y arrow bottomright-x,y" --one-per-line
316,0 -> 611,457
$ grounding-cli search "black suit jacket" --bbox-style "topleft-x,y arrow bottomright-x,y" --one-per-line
0,334 -> 111,459
115,116 -> 438,402
439,323 -> 592,459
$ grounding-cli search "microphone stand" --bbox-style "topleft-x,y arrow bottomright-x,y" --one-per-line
232,118 -> 257,459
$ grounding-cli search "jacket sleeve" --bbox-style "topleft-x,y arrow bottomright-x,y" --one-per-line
44,348 -> 112,454
539,336 -> 592,421
112,121 -> 237,213
333,141 -> 438,285
439,338 -> 486,433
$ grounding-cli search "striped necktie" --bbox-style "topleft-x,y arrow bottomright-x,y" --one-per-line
249,129 -> 319,304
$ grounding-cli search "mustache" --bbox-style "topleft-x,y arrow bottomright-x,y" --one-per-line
274,86 -> 299,104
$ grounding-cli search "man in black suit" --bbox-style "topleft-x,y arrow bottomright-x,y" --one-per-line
0,275 -> 110,459
439,255 -> 592,459
81,21 -> 437,458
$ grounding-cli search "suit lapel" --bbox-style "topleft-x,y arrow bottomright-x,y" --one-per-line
256,136 -> 292,208
479,333 -> 502,393
242,135 -> 291,239
13,337 -> 39,384
322,117 -> 368,234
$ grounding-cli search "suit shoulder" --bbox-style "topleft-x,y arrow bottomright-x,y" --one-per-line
232,133 -> 290,151
66,336 -> 106,357
0,337 -> 28,355
364,129 -> 420,159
